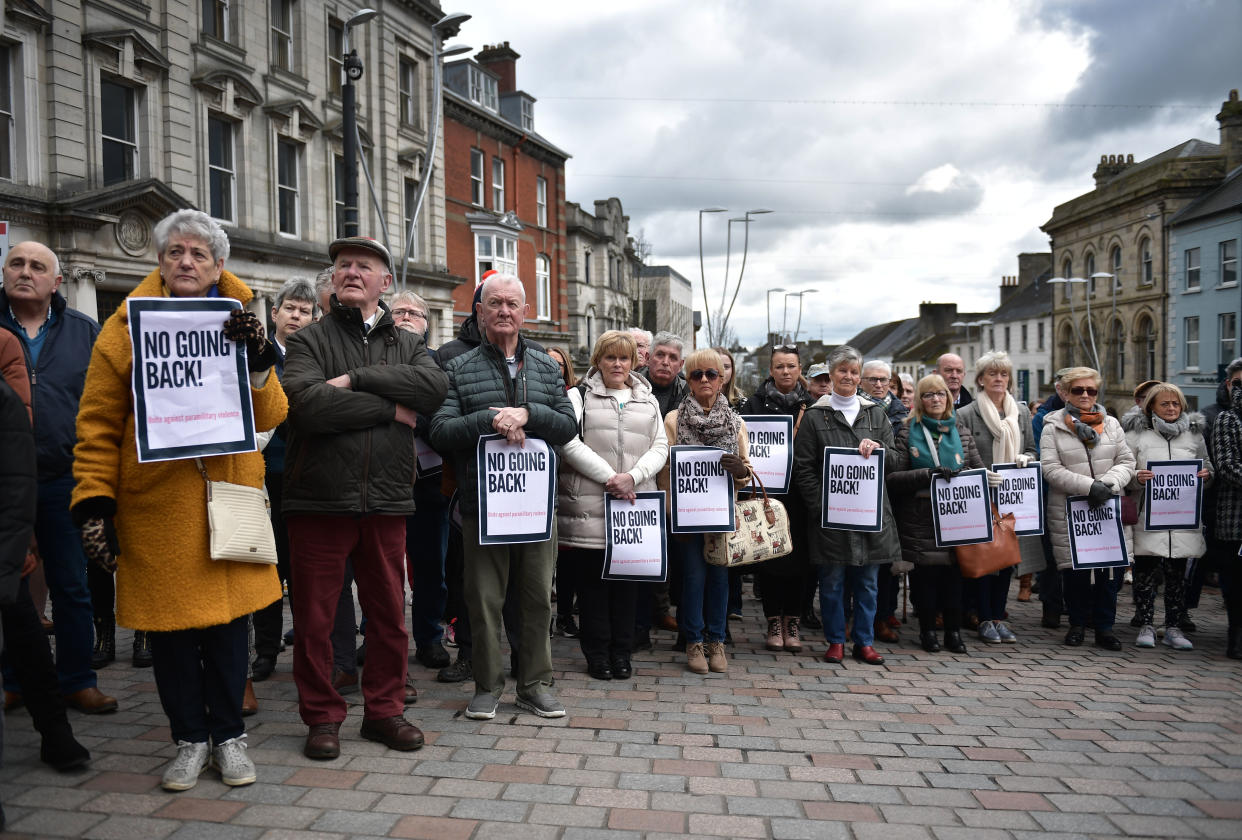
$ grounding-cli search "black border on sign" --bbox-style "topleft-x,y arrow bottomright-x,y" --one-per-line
476,433 -> 557,544
603,491 -> 668,582
128,297 -> 256,462
740,414 -> 794,494
993,462 -> 1045,536
668,445 -> 736,534
930,468 -> 994,547
820,446 -> 886,532
1067,495 -> 1129,569
1143,459 -> 1203,532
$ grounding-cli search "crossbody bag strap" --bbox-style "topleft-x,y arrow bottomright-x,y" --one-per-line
921,425 -> 941,468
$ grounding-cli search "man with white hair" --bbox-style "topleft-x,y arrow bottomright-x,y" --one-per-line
430,273 -> 576,721
861,359 -> 908,434
628,328 -> 653,368
935,353 -> 973,407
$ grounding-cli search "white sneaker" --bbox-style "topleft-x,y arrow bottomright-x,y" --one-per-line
1162,626 -> 1194,651
995,622 -> 1017,643
212,735 -> 257,786
1135,625 -> 1156,648
162,741 -> 210,791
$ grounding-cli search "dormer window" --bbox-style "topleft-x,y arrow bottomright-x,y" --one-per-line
469,65 -> 498,112
521,98 -> 534,130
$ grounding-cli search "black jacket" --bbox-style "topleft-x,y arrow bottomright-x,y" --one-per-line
438,312 -> 544,367
0,379 -> 35,605
282,298 -> 448,516
0,288 -> 100,480
640,369 -> 689,418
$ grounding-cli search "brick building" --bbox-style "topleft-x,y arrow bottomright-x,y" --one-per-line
442,43 -> 569,346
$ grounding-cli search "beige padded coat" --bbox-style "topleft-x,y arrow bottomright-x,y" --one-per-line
1040,408 -> 1136,570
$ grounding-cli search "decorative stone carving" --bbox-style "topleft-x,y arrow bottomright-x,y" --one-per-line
116,211 -> 150,256
68,265 -> 106,284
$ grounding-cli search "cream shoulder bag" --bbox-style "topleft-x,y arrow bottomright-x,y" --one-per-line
195,458 -> 279,565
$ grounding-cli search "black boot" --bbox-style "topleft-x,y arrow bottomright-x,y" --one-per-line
40,723 -> 90,772
943,609 -> 968,653
1228,626 -> 1242,660
91,617 -> 115,669
132,630 -> 153,668
918,616 -> 941,652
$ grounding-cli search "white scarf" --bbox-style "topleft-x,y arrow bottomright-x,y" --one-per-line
977,392 -> 1022,464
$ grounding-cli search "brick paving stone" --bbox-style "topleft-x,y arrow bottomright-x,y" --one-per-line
607,807 -> 685,832
281,768 -> 362,790
82,815 -> 181,840
974,790 -> 1055,810
153,798 -> 246,823
851,823 -> 935,840
957,807 -> 1042,830
7,809 -> 108,836
371,793 -> 454,817
1030,811 -> 1118,834
687,813 -> 768,837
166,823 -> 263,840
575,787 -> 648,808
307,809 -> 398,835
770,817 -> 853,840
389,815 -> 479,840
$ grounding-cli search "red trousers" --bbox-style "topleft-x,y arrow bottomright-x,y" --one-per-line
287,514 -> 407,724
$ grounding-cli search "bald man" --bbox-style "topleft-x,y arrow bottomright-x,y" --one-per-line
935,353 -> 973,408
0,241 -> 116,714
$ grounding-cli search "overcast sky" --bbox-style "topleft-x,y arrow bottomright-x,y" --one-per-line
452,0 -> 1239,347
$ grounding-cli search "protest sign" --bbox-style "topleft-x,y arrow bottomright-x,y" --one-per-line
669,446 -> 735,534
128,297 -> 256,463
820,446 -> 886,532
1143,459 -> 1203,531
415,436 -> 443,476
476,434 -> 556,544
741,415 -> 794,494
603,492 -> 668,581
993,463 -> 1044,536
931,469 -> 993,547
1067,495 -> 1129,569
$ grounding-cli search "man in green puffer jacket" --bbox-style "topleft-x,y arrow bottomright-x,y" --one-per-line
429,273 -> 575,721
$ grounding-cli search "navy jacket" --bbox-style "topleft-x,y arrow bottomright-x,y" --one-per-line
0,288 -> 100,481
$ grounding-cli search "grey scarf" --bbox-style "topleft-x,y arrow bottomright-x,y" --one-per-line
1152,413 -> 1190,441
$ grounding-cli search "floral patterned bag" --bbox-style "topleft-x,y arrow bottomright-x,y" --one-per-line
704,472 -> 792,567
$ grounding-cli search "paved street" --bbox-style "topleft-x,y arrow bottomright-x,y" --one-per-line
4,585 -> 1242,840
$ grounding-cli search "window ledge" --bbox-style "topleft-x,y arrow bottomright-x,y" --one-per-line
1219,282 -> 1239,290
1184,287 -> 1202,294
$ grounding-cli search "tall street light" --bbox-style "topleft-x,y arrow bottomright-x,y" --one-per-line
341,8 -> 379,238
401,11 -> 472,288
720,217 -> 751,316
765,287 -> 786,344
719,208 -> 773,343
698,207 -> 727,342
792,288 -> 818,343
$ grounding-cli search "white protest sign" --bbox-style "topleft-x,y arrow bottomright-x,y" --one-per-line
668,445 -> 735,534
993,463 -> 1044,536
476,434 -> 556,544
415,436 -> 443,476
1067,495 -> 1129,569
128,298 -> 256,463
603,492 -> 668,581
0,221 -> 9,263
820,446 -> 885,532
741,415 -> 793,494
1144,459 -> 1203,531
931,469 -> 993,547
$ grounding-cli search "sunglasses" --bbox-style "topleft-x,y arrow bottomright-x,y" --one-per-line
773,343 -> 798,353
689,369 -> 720,382
1070,386 -> 1099,396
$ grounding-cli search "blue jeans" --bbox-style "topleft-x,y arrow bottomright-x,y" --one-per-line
819,564 -> 878,647
677,536 -> 728,644
3,473 -> 96,695
407,483 -> 449,647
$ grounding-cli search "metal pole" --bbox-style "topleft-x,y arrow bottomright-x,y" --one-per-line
699,211 -> 712,343
401,33 -> 441,287
342,65 -> 359,237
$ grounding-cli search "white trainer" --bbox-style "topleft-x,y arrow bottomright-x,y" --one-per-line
1135,625 -> 1156,648
212,735 -> 257,786
1162,626 -> 1194,651
162,741 -> 210,791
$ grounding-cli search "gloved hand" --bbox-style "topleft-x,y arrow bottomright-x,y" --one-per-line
81,517 -> 120,573
1014,454 -> 1032,469
933,465 -> 959,481
891,559 -> 914,575
719,453 -> 750,480
986,470 -> 1004,488
223,309 -> 277,372
1086,479 -> 1112,508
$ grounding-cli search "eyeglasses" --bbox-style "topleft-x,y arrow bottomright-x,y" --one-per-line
1069,386 -> 1099,397
863,376 -> 889,384
921,391 -> 948,400
689,369 -> 720,382
392,308 -> 426,320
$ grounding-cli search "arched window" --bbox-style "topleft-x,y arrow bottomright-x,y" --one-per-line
1110,246 -> 1122,291
1085,252 -> 1096,294
1140,238 -> 1153,285
1061,257 -> 1072,301
1111,319 -> 1125,383
1135,315 -> 1155,381
1058,321 -> 1076,367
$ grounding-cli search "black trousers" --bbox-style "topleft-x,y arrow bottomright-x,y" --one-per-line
1,577 -> 70,735
253,472 -> 290,659
910,564 -> 963,630
564,548 -> 636,662
150,614 -> 248,744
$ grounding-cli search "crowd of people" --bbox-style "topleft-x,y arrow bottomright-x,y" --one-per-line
1,213 -> 1238,811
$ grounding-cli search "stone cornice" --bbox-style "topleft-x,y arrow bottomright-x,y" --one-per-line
83,28 -> 171,73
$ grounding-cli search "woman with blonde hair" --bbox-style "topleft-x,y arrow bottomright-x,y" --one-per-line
713,346 -> 742,407
547,346 -> 577,390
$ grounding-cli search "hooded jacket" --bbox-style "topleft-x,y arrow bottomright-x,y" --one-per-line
1126,411 -> 1211,559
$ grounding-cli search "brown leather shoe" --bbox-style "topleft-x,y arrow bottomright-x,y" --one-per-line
332,669 -> 359,695
4,690 -> 22,711
404,677 -> 418,706
241,679 -> 258,717
360,716 -> 424,751
657,614 -> 679,633
304,722 -> 341,760
66,686 -> 118,714
873,619 -> 899,644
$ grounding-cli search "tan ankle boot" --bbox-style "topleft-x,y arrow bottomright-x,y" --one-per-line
765,617 -> 784,651
783,616 -> 802,653
686,642 -> 708,674
1017,573 -> 1033,602
705,641 -> 727,673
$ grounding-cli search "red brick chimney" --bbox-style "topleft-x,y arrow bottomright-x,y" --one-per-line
1219,88 -> 1242,174
475,41 -> 520,94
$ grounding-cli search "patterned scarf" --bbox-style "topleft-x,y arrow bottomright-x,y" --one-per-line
909,413 -> 964,470
1151,413 -> 1190,441
1065,404 -> 1105,448
676,392 -> 740,454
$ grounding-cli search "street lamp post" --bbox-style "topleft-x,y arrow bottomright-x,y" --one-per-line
698,207 -> 727,342
720,217 -> 751,315
765,287 -> 786,344
791,289 -> 818,343
1048,277 -> 1096,369
341,8 -> 380,238
400,11 -> 471,288
720,208 -> 772,342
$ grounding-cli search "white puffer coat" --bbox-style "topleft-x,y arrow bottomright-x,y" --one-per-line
1041,408 -> 1136,570
1125,412 -> 1212,559
556,369 -> 669,549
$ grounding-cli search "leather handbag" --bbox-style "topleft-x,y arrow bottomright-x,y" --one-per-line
704,471 -> 793,568
953,504 -> 1021,578
1120,495 -> 1139,526
196,459 -> 279,565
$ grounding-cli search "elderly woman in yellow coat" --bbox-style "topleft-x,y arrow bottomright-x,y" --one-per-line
71,210 -> 286,792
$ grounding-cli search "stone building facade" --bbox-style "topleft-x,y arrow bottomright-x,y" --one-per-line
638,265 -> 695,347
1,0 -> 460,343
441,42 -> 569,347
564,197 -> 640,359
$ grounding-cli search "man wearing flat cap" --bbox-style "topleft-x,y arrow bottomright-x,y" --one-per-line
281,236 -> 448,760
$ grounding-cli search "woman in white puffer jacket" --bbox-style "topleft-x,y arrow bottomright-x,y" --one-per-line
1125,382 -> 1212,651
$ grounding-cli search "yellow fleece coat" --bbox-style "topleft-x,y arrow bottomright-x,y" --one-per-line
71,268 -> 286,631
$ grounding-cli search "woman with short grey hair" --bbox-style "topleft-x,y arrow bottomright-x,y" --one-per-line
153,209 -> 231,264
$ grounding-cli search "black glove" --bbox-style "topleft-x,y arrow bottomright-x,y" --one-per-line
1087,479 -> 1112,508
719,453 -> 750,480
223,309 -> 277,372
81,517 -> 120,573
933,465 -> 959,480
